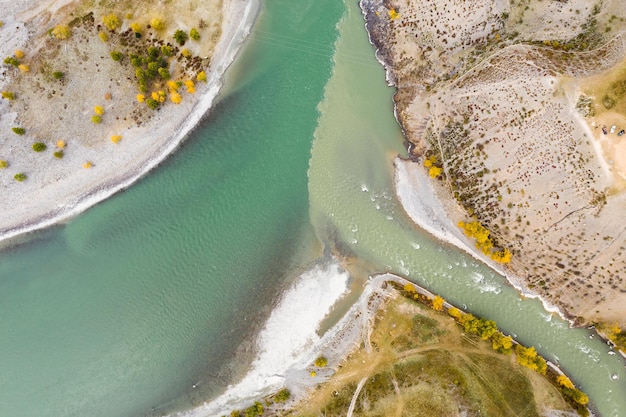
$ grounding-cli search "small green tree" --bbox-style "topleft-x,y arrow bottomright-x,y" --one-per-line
190,28 -> 200,40
273,388 -> 290,403
158,67 -> 170,80
173,29 -> 189,45
314,356 -> 328,367
146,98 -> 159,109
244,402 -> 263,417
0,160 -> 8,168
161,45 -> 173,56
110,51 -> 124,61
91,115 -> 101,124
4,56 -> 20,66
12,127 -> 25,135
53,150 -> 64,159
14,173 -> 26,182
32,142 -> 47,152
53,71 -> 64,80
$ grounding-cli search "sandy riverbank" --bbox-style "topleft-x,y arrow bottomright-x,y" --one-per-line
0,0 -> 260,244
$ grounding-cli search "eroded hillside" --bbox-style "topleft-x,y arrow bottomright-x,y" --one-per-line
363,0 -> 626,327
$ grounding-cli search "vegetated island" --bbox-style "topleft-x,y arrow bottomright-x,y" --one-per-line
361,0 -> 626,349
0,0 -> 257,242
221,276 -> 588,417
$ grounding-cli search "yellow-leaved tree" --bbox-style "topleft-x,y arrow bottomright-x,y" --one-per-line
431,295 -> 444,311
102,14 -> 121,31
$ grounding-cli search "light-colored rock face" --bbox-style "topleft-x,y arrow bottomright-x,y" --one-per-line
367,0 -> 626,326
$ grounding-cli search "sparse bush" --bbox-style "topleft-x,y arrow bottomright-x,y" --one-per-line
53,71 -> 64,80
14,50 -> 24,59
197,71 -> 207,82
110,135 -> 122,143
98,31 -> 109,42
53,150 -> 64,158
602,95 -> 615,109
110,51 -> 124,62
52,24 -> 71,39
32,142 -> 47,152
94,105 -> 105,115
18,64 -> 29,73
575,95 -> 594,117
102,14 -> 121,31
12,127 -> 25,135
14,173 -> 26,182
189,28 -> 200,41
83,161 -> 93,169
130,22 -> 141,33
173,29 -> 189,46
1,91 -> 15,100
181,48 -> 191,58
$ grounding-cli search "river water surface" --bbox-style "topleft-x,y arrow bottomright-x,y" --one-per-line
0,1 -> 624,417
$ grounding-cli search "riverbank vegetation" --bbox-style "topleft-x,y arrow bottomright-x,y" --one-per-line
229,279 -> 587,416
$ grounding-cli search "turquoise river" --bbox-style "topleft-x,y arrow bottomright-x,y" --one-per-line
0,1 -> 624,416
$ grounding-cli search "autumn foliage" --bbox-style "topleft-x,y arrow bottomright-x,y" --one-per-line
458,221 -> 511,264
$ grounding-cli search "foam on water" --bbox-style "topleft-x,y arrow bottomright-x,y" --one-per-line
171,259 -> 349,416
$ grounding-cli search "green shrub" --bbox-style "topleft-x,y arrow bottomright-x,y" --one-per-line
12,127 -> 25,135
0,160 -> 8,168
4,56 -> 20,66
91,115 -> 101,124
190,28 -> 200,40
173,29 -> 189,46
110,51 -> 124,62
158,67 -> 170,80
14,173 -> 26,182
32,142 -> 47,152
53,71 -> 65,80
1,91 -> 15,100
53,150 -> 64,159
161,45 -> 173,56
